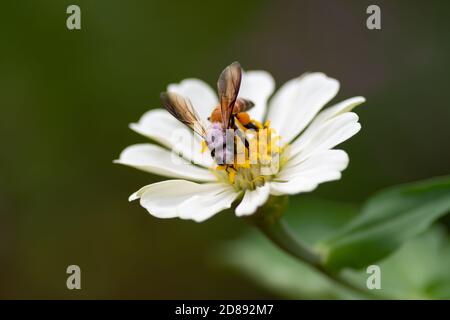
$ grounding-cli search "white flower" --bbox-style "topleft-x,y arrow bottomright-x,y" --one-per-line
115,64 -> 365,222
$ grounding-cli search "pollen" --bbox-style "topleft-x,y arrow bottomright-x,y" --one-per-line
236,112 -> 250,125
201,140 -> 208,153
228,169 -> 236,184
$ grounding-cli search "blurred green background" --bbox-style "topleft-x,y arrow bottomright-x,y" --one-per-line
0,0 -> 449,299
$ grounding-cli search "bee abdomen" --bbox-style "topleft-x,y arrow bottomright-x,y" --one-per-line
206,122 -> 235,165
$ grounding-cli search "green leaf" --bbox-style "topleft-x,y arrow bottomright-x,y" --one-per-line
219,197 -> 362,299
344,226 -> 450,299
219,196 -> 450,299
318,175 -> 450,271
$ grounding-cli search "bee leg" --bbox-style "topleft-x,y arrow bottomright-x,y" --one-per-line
244,122 -> 258,130
234,127 -> 249,148
230,116 -> 235,128
244,136 -> 250,149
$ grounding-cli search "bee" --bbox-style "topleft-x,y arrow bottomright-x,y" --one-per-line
160,62 -> 256,165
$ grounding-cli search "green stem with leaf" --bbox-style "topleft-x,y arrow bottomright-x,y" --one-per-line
246,196 -> 381,300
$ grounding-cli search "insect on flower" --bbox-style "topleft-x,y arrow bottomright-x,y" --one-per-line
160,62 -> 270,177
116,61 -> 365,222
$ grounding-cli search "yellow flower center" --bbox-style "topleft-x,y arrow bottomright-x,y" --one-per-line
203,118 -> 287,191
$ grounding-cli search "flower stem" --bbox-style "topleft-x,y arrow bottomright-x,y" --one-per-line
256,217 -> 381,299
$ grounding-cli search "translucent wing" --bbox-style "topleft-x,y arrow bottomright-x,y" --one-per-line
160,92 -> 206,138
217,61 -> 242,129
233,98 -> 255,113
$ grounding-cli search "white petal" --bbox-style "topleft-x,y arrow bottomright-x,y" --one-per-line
271,150 -> 349,195
267,73 -> 339,143
307,96 -> 365,130
129,109 -> 214,168
288,112 -> 361,162
239,70 -> 275,122
115,144 -> 215,181
235,184 -> 271,217
168,78 -> 218,122
180,189 -> 239,222
130,180 -> 235,221
129,109 -> 184,146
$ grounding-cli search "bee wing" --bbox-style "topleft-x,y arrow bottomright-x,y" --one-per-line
217,61 -> 242,129
160,92 -> 206,138
233,98 -> 255,113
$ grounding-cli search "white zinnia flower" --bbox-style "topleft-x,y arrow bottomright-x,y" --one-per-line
115,63 -> 365,222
